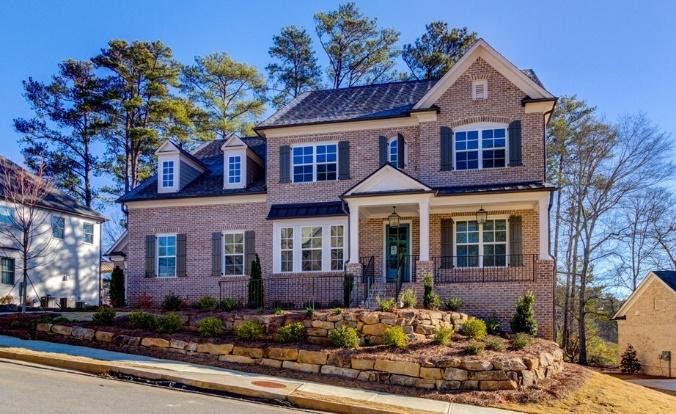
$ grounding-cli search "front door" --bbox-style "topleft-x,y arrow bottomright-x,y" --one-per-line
385,224 -> 410,283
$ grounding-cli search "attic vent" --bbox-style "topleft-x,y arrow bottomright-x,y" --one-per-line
472,79 -> 488,100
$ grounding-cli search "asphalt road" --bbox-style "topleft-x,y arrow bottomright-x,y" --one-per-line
0,359 -> 312,414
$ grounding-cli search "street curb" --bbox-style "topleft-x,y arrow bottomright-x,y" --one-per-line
0,347 -> 451,414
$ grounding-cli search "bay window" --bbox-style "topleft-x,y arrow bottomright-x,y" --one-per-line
280,228 -> 293,272
330,225 -> 344,271
301,226 -> 322,271
275,220 -> 346,273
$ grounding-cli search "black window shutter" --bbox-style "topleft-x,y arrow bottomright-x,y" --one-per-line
397,133 -> 405,168
211,232 -> 222,276
440,219 -> 454,268
379,136 -> 388,166
338,141 -> 350,180
509,216 -> 523,267
144,235 -> 156,278
176,234 -> 187,277
508,120 -> 522,166
244,231 -> 256,275
279,145 -> 291,183
440,126 -> 454,171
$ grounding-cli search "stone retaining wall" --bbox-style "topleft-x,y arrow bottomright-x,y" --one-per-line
35,321 -> 564,392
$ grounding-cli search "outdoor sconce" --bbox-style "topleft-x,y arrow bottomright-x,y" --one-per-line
388,206 -> 401,229
476,207 -> 488,225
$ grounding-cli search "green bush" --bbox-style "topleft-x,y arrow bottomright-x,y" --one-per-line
433,326 -> 453,346
484,313 -> 502,335
219,298 -> 240,312
129,311 -> 157,330
400,288 -> 417,308
198,317 -> 223,337
443,297 -> 462,311
193,296 -> 218,311
235,320 -> 264,341
461,318 -> 487,340
329,326 -> 359,349
588,332 -> 619,368
51,316 -> 70,324
484,336 -> 505,352
9,320 -> 22,329
247,254 -> 264,308
620,344 -> 641,374
422,273 -> 441,310
464,340 -> 485,355
92,307 -> 116,326
332,307 -> 343,315
510,291 -> 538,336
109,266 -> 125,307
156,312 -> 183,334
383,326 -> 408,350
162,293 -> 183,311
305,306 -> 314,317
376,296 -> 396,312
276,322 -> 306,343
510,333 -> 532,350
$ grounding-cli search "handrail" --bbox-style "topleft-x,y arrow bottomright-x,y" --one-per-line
432,254 -> 537,283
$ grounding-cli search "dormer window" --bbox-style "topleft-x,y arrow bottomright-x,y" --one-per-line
162,160 -> 175,188
472,79 -> 488,100
228,156 -> 241,184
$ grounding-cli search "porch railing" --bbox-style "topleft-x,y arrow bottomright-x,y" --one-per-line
360,256 -> 376,303
432,254 -> 537,283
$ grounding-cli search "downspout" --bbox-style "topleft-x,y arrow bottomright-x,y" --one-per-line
98,221 -> 103,306
543,105 -> 557,341
341,199 -> 351,265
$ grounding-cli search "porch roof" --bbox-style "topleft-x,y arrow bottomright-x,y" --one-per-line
434,181 -> 555,196
267,201 -> 347,220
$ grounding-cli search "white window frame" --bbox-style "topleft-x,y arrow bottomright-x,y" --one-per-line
280,227 -> 293,273
228,155 -> 241,184
51,215 -> 65,240
222,230 -> 245,276
0,257 -> 15,285
291,142 -> 338,183
452,215 -> 509,268
453,123 -> 509,171
387,136 -> 408,167
330,225 -> 345,271
472,79 -> 488,100
82,222 -> 94,244
272,217 -> 348,273
161,160 -> 175,188
156,233 -> 177,278
0,205 -> 14,225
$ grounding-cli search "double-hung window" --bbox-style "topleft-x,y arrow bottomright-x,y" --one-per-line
228,156 -> 241,184
292,144 -> 337,183
157,235 -> 177,277
223,232 -> 245,275
455,126 -> 507,170
330,225 -> 344,271
1,257 -> 14,285
52,216 -> 65,239
162,161 -> 175,188
455,219 -> 507,267
280,228 -> 293,272
388,138 -> 398,165
301,227 -> 322,271
83,223 -> 94,244
0,206 -> 14,225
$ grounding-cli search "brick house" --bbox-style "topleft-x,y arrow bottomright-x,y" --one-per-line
119,39 -> 557,339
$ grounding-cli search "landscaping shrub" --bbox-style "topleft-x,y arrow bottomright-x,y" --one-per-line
332,307 -> 343,315
485,336 -> 505,352
162,293 -> 183,311
273,307 -> 284,315
219,298 -> 240,312
156,312 -> 183,334
247,254 -> 263,309
443,297 -> 462,311
235,320 -> 264,341
620,344 -> 641,374
276,322 -> 306,343
129,311 -> 157,330
376,296 -> 396,312
198,317 -> 223,337
383,326 -> 408,350
9,320 -> 22,329
329,326 -> 359,349
484,313 -> 502,335
422,273 -> 441,310
51,316 -> 70,324
510,290 -> 538,336
304,306 -> 314,317
510,333 -> 532,350
92,307 -> 116,326
400,288 -> 417,308
109,266 -> 125,307
461,318 -> 487,340
465,340 -> 485,355
137,293 -> 153,309
433,326 -> 453,346
343,273 -> 354,307
193,296 -> 218,311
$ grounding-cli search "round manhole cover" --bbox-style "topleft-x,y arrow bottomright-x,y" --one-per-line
251,380 -> 287,389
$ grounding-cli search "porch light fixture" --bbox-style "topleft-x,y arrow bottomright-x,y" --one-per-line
476,207 -> 488,225
388,206 -> 401,229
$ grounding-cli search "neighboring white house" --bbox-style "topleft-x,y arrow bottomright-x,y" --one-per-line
0,156 -> 106,307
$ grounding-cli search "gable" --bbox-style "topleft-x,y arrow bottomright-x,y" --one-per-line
343,164 -> 432,197
614,272 -> 676,319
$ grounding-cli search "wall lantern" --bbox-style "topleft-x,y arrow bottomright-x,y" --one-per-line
476,207 -> 488,225
388,206 -> 401,229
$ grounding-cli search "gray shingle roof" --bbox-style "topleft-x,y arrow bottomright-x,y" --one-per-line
257,79 -> 438,128
653,271 -> 676,291
118,137 -> 267,203
0,155 -> 105,221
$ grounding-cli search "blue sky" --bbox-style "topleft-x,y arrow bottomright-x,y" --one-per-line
1,0 -> 674,169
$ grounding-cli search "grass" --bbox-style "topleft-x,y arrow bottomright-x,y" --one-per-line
498,368 -> 676,414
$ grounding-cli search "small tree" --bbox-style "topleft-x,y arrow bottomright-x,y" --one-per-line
510,290 -> 538,336
422,273 -> 441,310
247,254 -> 263,308
620,345 -> 641,374
109,266 -> 125,307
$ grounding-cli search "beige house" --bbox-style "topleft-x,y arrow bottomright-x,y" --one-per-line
614,271 -> 676,378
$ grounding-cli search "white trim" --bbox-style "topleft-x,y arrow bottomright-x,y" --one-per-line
452,216 -> 510,268
258,115 -> 434,138
387,136 -> 408,167
382,219 -> 413,282
453,122 -> 509,171
413,39 -> 553,110
290,142 -> 339,184
344,164 -> 432,196
221,230 -> 246,277
613,272 -> 676,319
125,194 -> 267,209
155,233 -> 177,278
104,231 -> 128,256
82,222 -> 95,245
472,79 -> 488,100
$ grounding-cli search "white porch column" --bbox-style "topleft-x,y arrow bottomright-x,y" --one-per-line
349,202 -> 360,263
419,199 -> 430,261
538,195 -> 551,260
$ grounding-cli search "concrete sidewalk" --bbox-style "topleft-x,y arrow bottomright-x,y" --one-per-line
0,335 -> 517,414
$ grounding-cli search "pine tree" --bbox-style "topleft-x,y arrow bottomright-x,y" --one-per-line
510,290 -> 538,335
109,266 -> 125,307
402,23 -> 477,79
620,345 -> 642,374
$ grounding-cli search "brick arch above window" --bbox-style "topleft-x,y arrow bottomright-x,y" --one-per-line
448,116 -> 511,129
